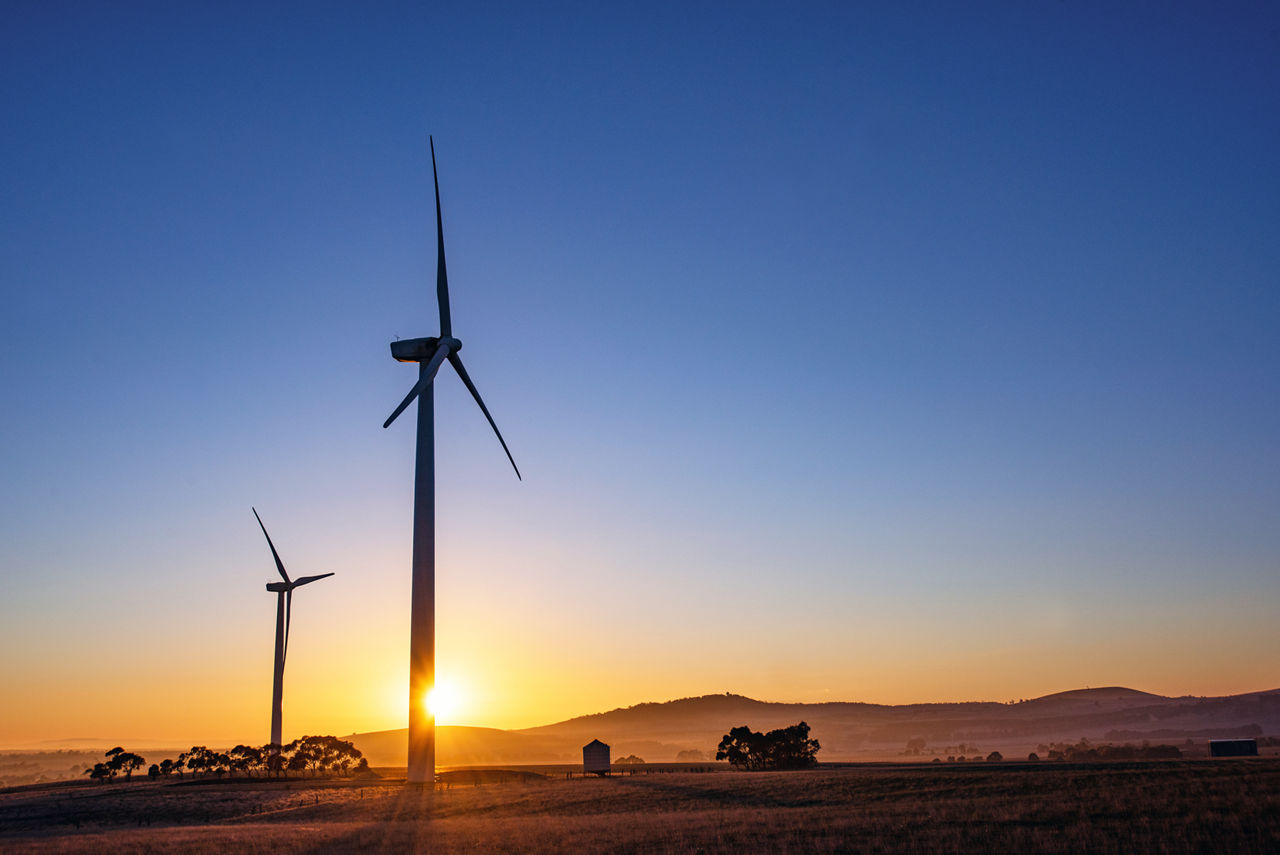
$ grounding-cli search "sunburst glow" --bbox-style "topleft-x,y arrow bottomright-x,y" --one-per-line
426,681 -> 463,724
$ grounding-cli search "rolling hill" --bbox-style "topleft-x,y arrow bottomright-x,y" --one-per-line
346,686 -> 1280,766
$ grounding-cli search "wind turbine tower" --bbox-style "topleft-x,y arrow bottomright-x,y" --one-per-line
383,137 -> 520,784
253,507 -> 334,748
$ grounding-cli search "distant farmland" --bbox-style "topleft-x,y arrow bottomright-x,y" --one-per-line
2,759 -> 1278,853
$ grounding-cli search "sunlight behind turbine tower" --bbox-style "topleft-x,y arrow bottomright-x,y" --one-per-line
383,137 -> 520,784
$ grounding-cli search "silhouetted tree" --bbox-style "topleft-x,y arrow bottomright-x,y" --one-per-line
328,738 -> 364,776
185,746 -> 215,777
114,752 -> 145,780
84,762 -> 113,782
986,751 -> 1003,762
313,736 -> 340,774
229,744 -> 262,777
85,747 -> 145,782
287,737 -> 321,775
148,764 -> 160,780
716,722 -> 820,770
716,725 -> 767,770
263,743 -> 285,777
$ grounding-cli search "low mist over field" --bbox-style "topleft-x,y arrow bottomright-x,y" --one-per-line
6,685 -> 1277,785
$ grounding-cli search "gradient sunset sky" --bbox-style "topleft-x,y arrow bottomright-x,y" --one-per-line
2,2 -> 1277,747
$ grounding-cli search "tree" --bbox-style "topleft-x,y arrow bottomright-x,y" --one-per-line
185,746 -> 216,778
113,752 -> 145,780
904,737 -> 927,757
676,749 -> 706,761
85,762 -> 113,782
986,751 -> 1003,762
328,738 -> 364,776
313,736 -> 341,775
716,725 -> 767,770
263,743 -> 285,777
86,747 -> 144,782
148,764 -> 160,780
229,745 -> 262,778
289,737 -> 324,776
716,722 -> 820,770
210,751 -> 231,778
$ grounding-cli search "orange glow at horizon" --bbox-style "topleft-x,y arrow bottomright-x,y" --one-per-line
3,546 -> 1278,750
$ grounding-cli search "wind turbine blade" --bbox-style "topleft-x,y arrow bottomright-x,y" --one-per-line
430,136 -> 452,338
448,352 -> 521,480
383,341 -> 452,428
283,588 -> 292,669
252,507 -> 291,584
292,572 -> 335,587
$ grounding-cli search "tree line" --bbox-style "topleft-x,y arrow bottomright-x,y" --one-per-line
1035,739 -> 1182,761
84,736 -> 368,782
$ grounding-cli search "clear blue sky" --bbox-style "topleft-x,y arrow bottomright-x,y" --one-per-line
2,1 -> 1277,744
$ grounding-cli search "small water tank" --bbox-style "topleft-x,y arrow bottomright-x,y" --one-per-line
583,739 -> 611,774
1209,739 -> 1258,757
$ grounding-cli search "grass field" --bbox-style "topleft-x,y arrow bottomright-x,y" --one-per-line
2,760 -> 1278,853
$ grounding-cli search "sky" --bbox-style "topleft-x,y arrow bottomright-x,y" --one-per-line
1,1 -> 1278,748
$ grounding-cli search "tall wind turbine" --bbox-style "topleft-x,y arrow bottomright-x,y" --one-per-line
253,507 -> 334,748
383,137 -> 520,784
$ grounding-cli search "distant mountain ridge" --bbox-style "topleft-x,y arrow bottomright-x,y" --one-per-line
345,686 -> 1280,766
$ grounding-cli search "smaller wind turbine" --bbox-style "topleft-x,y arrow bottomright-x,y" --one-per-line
252,507 -> 334,749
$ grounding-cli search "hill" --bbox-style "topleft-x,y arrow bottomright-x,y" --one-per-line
342,686 -> 1280,766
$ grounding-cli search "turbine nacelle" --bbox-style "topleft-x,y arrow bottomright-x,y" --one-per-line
390,336 -> 461,364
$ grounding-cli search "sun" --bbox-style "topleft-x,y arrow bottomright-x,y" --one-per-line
426,681 -> 464,724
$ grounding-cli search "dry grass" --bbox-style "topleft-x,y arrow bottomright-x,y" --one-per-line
2,760 -> 1278,853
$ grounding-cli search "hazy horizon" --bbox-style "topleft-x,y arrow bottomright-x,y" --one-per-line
3,681 -> 1277,753
2,4 -> 1277,749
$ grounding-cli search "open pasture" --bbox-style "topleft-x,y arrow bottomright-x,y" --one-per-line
2,760 -> 1278,853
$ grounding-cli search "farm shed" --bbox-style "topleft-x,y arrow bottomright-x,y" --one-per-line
1209,739 -> 1258,757
583,739 -> 611,775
